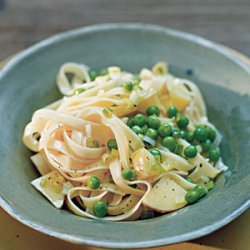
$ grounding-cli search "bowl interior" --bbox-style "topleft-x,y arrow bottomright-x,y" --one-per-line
0,24 -> 249,248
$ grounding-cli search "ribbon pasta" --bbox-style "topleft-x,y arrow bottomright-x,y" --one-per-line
23,62 -> 227,221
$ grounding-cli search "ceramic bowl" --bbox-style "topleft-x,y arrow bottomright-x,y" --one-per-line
0,24 -> 249,248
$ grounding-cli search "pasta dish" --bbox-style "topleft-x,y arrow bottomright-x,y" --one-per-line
23,62 -> 227,221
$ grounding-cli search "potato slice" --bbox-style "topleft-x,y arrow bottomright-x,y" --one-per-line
31,171 -> 73,209
142,175 -> 187,213
131,148 -> 156,179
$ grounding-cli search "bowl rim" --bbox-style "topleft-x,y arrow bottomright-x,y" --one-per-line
0,23 -> 249,249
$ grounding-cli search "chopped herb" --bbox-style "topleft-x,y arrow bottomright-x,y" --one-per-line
103,107 -> 113,118
75,88 -> 85,95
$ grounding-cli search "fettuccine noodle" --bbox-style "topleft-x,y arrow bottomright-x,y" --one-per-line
23,62 -> 227,221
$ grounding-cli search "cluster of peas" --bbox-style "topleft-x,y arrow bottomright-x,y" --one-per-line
86,105 -> 221,217
85,176 -> 106,217
126,105 -> 221,162
125,105 -> 221,205
185,183 -> 207,204
88,178 -> 208,217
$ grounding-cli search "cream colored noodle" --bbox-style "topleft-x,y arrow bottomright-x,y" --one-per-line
23,62 -> 227,221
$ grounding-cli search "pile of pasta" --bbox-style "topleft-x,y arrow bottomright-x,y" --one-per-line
23,62 -> 227,221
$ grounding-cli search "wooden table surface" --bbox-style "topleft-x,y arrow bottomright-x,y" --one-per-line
0,0 -> 249,249
0,0 -> 250,61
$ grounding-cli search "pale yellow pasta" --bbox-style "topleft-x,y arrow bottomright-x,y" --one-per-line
23,62 -> 227,221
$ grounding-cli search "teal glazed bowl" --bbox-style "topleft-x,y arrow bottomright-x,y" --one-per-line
0,24 -> 249,248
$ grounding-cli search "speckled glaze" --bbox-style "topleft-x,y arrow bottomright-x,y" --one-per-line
0,24 -> 249,249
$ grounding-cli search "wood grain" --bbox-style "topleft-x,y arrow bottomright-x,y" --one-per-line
0,0 -> 249,61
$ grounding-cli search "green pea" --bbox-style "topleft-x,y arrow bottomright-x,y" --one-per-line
158,123 -> 172,137
146,106 -> 160,116
162,136 -> 177,152
93,201 -> 108,217
145,128 -> 158,140
186,132 -> 194,143
185,190 -> 199,204
208,148 -> 220,161
194,185 -> 207,199
149,148 -> 162,161
122,81 -> 133,91
131,125 -> 143,135
88,70 -> 98,81
127,117 -> 135,128
88,176 -> 100,189
201,139 -> 212,152
180,130 -> 187,139
172,127 -> 180,139
186,177 -> 195,183
177,116 -> 189,129
205,126 -> 216,142
122,169 -> 134,180
167,106 -> 179,118
147,115 -> 161,129
194,127 -> 208,142
134,114 -> 147,127
107,138 -> 118,151
184,145 -> 198,158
